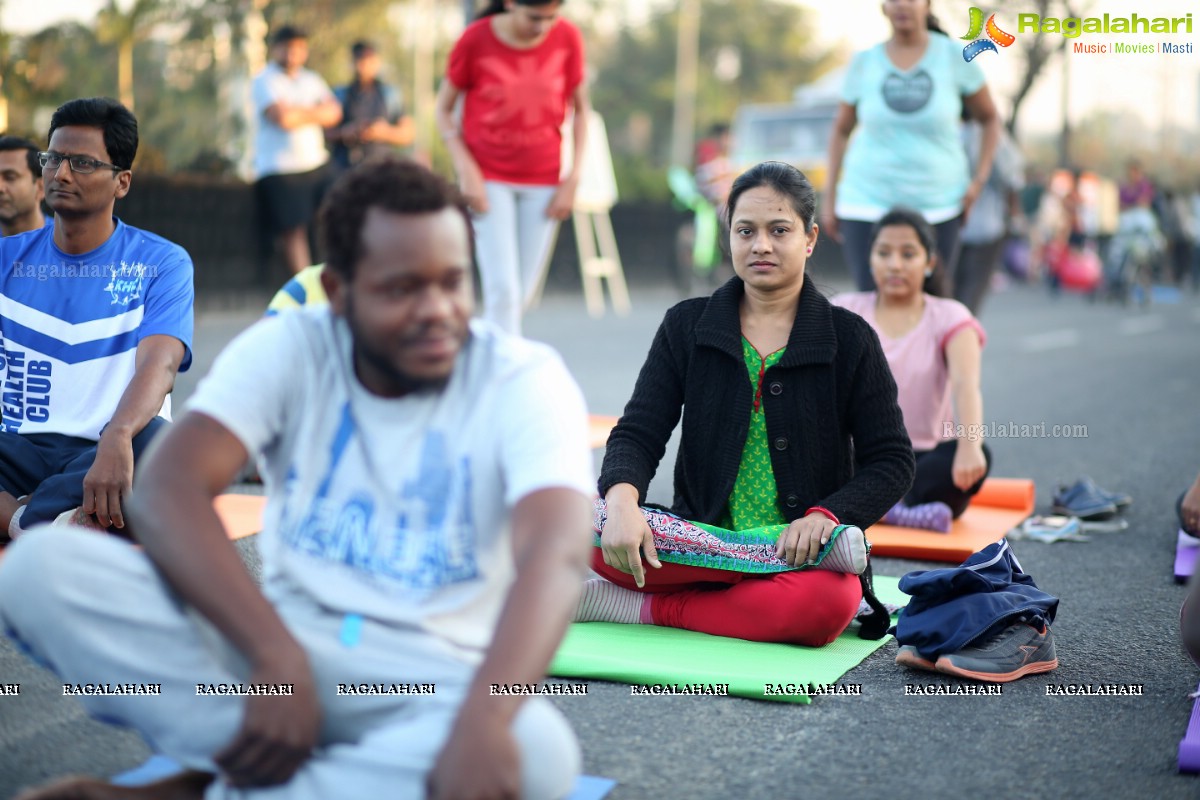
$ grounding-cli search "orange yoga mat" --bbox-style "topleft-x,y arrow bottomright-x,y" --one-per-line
866,477 -> 1035,563
214,493 -> 267,541
589,415 -> 618,450
0,494 -> 265,558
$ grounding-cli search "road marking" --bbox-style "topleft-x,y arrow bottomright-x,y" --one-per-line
1019,329 -> 1080,352
1118,316 -> 1164,336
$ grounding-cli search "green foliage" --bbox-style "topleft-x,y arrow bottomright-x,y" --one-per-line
256,0 -> 402,86
1,0 -> 834,191
96,0 -> 165,45
611,154 -> 670,204
0,23 -> 116,139
589,0 -> 837,178
0,0 -> 417,172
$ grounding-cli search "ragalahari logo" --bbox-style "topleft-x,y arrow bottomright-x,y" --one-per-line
961,7 -> 1015,61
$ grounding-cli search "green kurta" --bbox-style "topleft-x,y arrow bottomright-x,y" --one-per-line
718,337 -> 788,531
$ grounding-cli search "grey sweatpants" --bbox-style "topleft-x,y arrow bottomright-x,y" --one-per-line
0,528 -> 580,799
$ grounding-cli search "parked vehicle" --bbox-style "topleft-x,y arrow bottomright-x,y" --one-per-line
730,102 -> 837,191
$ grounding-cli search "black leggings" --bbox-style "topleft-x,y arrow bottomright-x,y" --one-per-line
906,440 -> 993,519
839,216 -> 965,293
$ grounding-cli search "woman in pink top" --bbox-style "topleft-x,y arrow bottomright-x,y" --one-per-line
435,0 -> 589,336
833,207 -> 990,531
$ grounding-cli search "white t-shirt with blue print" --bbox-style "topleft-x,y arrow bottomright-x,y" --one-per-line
187,309 -> 595,659
836,32 -> 986,224
0,219 -> 194,439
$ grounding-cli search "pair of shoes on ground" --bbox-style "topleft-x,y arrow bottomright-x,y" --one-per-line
1015,515 -> 1086,543
1051,476 -> 1131,520
896,621 -> 1058,683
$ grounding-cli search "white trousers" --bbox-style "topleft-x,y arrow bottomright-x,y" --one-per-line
474,181 -> 560,336
0,529 -> 580,799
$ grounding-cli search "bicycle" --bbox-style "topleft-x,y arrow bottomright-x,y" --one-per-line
1103,209 -> 1165,306
668,166 -> 729,296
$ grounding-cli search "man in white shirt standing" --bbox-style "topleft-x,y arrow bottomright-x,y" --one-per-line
0,158 -> 595,800
253,26 -> 342,275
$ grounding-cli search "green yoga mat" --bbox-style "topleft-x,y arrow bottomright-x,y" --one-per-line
550,577 -> 905,704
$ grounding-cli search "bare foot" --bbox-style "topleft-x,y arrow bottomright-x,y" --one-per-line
58,507 -> 108,532
15,770 -> 212,800
44,507 -> 139,541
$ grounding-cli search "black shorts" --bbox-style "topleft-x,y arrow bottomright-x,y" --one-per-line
255,164 -> 333,235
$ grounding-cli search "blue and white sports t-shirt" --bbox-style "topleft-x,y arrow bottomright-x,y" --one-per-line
0,219 -> 194,439
836,32 -> 986,223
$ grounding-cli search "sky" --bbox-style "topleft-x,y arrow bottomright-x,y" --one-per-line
4,0 -> 1198,138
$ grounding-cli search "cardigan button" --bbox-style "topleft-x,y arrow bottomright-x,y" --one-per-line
785,494 -> 799,508
768,382 -> 783,396
773,437 -> 789,451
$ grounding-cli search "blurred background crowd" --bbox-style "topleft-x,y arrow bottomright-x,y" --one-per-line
1,0 -> 1198,304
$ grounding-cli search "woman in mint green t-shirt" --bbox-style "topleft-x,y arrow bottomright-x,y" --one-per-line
822,0 -> 1001,293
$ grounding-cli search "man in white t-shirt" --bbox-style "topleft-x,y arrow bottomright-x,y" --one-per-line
0,158 -> 595,799
253,25 -> 342,276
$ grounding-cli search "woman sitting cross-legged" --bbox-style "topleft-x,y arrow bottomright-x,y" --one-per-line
832,207 -> 991,533
576,162 -> 915,646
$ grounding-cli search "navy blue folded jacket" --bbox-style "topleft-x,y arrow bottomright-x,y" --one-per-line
892,538 -> 1059,660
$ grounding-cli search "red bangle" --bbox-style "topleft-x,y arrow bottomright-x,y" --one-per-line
805,506 -> 839,525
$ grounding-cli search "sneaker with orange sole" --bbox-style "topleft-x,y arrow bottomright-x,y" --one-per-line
934,621 -> 1058,683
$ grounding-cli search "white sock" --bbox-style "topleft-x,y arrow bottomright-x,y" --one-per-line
8,505 -> 26,541
574,578 -> 648,624
816,525 -> 868,574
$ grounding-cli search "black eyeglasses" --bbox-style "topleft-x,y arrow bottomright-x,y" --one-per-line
38,151 -> 124,175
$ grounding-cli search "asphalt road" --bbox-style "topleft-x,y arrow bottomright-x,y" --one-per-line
1,274 -> 1198,800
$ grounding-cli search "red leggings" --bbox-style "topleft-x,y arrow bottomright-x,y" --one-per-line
590,550 -> 862,646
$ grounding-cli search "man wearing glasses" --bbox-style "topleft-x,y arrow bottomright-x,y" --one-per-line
0,97 -> 194,543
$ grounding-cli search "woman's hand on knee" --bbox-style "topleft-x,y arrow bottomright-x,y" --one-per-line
951,441 -> 988,492
600,502 -> 660,588
778,514 -> 834,568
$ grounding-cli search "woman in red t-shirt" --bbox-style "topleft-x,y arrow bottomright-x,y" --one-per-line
435,0 -> 589,336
